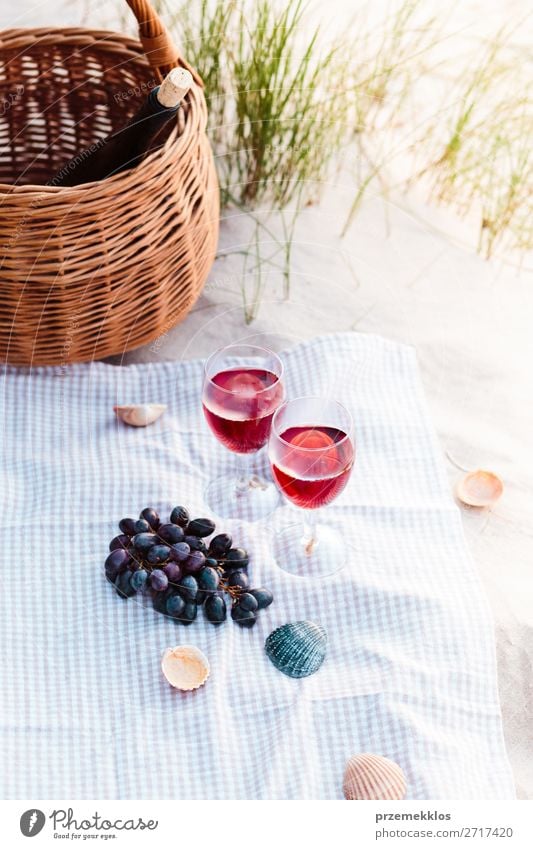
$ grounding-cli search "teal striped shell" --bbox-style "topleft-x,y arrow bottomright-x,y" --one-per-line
264,621 -> 327,678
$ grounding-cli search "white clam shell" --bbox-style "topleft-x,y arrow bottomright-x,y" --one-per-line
114,404 -> 166,427
343,753 -> 407,800
455,469 -> 503,508
161,645 -> 210,691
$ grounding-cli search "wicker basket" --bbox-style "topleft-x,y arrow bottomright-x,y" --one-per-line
0,0 -> 219,365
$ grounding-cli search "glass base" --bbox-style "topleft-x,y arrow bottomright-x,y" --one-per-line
272,522 -> 345,578
205,473 -> 281,521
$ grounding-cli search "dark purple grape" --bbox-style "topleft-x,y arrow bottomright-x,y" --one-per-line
169,542 -> 191,562
197,566 -> 220,592
146,544 -> 171,565
132,532 -> 157,553
106,547 -> 131,569
231,604 -> 256,626
127,548 -> 144,568
133,518 -> 151,534
226,570 -> 249,591
109,534 -> 130,552
119,517 -> 137,535
130,569 -> 149,592
224,547 -> 249,568
184,536 -> 208,554
230,603 -> 243,621
205,595 -> 227,623
208,533 -> 232,557
180,601 -> 197,624
115,571 -> 137,598
238,592 -> 258,612
150,569 -> 168,592
166,593 -> 186,619
140,507 -> 160,529
177,575 -> 198,601
157,523 -> 185,544
184,550 -> 206,574
170,505 -> 189,527
197,566 -> 220,604
249,588 -> 273,609
105,548 -> 130,580
152,589 -> 172,614
204,557 -> 219,570
186,517 -> 216,538
163,562 -> 183,583
238,615 -> 257,628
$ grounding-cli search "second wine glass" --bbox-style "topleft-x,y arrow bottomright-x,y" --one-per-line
268,396 -> 355,577
202,343 -> 285,519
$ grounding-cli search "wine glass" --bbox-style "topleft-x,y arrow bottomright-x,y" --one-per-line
268,397 -> 355,577
202,343 -> 285,519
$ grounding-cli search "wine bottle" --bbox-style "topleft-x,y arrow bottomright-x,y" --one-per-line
52,67 -> 193,187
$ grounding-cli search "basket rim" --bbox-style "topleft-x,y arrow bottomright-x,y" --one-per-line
0,26 -> 205,196
0,25 -> 150,53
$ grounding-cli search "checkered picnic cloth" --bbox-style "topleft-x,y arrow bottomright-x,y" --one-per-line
0,333 -> 514,799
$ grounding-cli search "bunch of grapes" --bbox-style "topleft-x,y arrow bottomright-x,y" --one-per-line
104,505 -> 273,628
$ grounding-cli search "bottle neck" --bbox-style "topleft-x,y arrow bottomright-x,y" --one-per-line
148,86 -> 181,114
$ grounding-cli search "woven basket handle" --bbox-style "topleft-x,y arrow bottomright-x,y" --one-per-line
124,0 -> 190,83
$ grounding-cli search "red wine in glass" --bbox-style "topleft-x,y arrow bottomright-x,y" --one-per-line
270,425 -> 355,508
203,367 -> 285,454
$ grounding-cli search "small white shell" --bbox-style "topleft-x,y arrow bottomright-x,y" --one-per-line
161,645 -> 210,691
343,753 -> 407,800
455,469 -> 503,508
114,404 -> 166,427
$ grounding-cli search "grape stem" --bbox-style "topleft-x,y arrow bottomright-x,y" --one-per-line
219,579 -> 242,600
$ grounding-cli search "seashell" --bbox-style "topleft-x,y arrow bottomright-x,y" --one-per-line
114,404 -> 166,427
161,645 -> 210,691
343,753 -> 407,800
264,621 -> 327,678
455,469 -> 503,508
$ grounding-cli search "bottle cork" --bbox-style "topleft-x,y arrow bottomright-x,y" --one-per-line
156,68 -> 193,108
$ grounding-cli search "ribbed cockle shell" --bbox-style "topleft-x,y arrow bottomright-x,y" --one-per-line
114,404 -> 166,427
264,621 -> 327,678
343,753 -> 407,800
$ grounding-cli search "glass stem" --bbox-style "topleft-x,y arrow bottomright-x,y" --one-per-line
235,452 -> 252,492
301,511 -> 319,556
235,450 -> 270,494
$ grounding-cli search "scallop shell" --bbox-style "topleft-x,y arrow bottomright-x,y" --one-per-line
455,469 -> 503,508
264,621 -> 327,678
343,753 -> 407,800
114,404 -> 166,427
161,645 -> 210,691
